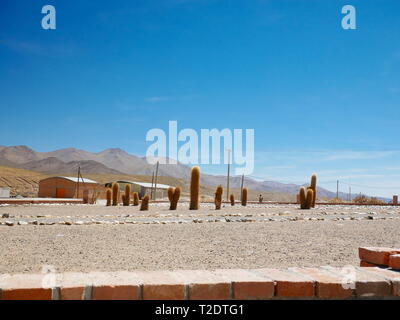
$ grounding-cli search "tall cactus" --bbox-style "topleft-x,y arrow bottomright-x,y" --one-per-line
112,182 -> 119,206
189,166 -> 200,210
123,184 -> 131,206
230,194 -> 235,206
168,187 -> 174,202
241,188 -> 248,206
133,192 -> 139,206
214,185 -> 223,210
310,174 -> 317,208
168,186 -> 181,210
299,187 -> 307,209
140,195 -> 149,211
106,188 -> 112,206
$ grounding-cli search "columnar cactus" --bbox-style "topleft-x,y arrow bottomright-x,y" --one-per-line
168,187 -> 174,202
112,182 -> 119,206
133,192 -> 139,206
189,166 -> 200,210
106,188 -> 112,206
299,187 -> 307,209
123,184 -> 131,206
168,186 -> 181,210
241,188 -> 248,206
310,174 -> 317,208
140,195 -> 149,211
306,188 -> 314,209
214,185 -> 223,210
230,194 -> 235,206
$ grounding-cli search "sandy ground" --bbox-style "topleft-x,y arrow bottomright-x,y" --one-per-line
0,203 -> 399,274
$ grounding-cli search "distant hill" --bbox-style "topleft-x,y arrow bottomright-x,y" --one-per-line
0,145 -> 387,201
20,157 -> 123,175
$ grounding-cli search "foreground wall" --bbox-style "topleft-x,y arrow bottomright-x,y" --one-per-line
0,266 -> 399,300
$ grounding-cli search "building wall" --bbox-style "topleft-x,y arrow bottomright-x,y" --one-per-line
39,178 -> 102,199
0,188 -> 10,198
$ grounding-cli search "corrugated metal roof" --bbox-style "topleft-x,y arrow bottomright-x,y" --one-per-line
114,180 -> 171,189
60,176 -> 98,184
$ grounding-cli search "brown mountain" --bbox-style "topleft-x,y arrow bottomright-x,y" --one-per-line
20,157 -> 122,175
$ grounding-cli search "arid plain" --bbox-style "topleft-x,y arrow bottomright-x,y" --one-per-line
1,202 -> 399,274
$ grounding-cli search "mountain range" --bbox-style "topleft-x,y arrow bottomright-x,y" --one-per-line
0,145 -> 379,200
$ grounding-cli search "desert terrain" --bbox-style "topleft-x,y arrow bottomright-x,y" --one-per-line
0,203 -> 399,274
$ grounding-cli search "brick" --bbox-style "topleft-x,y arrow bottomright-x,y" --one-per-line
359,247 -> 400,266
358,267 -> 400,296
60,286 -> 85,300
2,288 -> 52,300
289,267 -> 353,299
143,284 -> 185,300
0,274 -> 52,300
253,268 -> 314,298
93,285 -> 139,300
91,272 -> 141,300
172,270 -> 231,300
136,271 -> 187,300
389,254 -> 400,270
322,266 -> 391,298
360,260 -> 381,268
213,269 -> 274,300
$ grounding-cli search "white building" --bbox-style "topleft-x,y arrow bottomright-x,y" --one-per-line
0,187 -> 10,198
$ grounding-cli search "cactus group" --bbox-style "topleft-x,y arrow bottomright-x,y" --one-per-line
299,186 -> 314,209
299,174 -> 317,209
133,192 -> 139,206
123,184 -> 131,206
106,188 -> 112,206
140,195 -> 149,211
214,185 -> 223,210
168,186 -> 181,210
112,182 -> 119,206
189,166 -> 200,210
241,188 -> 248,206
230,194 -> 235,206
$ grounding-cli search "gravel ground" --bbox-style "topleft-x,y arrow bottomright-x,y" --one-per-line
0,203 -> 399,274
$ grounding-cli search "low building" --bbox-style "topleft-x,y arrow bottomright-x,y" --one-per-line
104,180 -> 171,199
0,187 -> 10,198
39,176 -> 103,199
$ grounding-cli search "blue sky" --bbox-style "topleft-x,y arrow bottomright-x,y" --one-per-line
0,0 -> 399,197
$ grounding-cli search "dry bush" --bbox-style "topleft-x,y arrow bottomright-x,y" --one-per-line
329,197 -> 343,204
353,195 -> 385,205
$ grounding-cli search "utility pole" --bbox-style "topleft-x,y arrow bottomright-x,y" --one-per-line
240,174 -> 244,201
76,166 -> 81,199
154,161 -> 159,201
226,149 -> 231,201
349,177 -> 352,202
336,180 -> 339,199
150,171 -> 155,200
